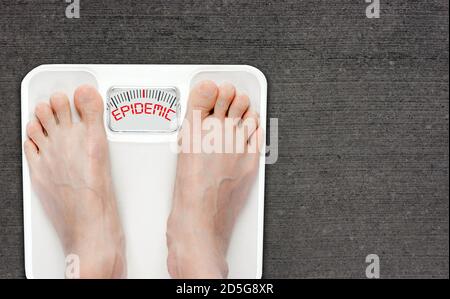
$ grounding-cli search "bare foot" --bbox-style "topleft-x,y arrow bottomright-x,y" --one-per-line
167,81 -> 262,278
24,85 -> 126,278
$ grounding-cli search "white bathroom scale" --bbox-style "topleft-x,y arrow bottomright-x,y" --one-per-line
21,65 -> 267,279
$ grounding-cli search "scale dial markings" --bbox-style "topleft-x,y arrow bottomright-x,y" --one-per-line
107,87 -> 180,133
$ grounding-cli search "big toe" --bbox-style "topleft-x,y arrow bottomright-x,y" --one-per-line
74,85 -> 104,125
186,80 -> 218,120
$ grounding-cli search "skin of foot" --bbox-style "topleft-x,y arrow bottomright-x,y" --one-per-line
24,85 -> 126,278
167,81 -> 262,278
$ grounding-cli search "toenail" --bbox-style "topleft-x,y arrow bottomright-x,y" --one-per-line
35,104 -> 49,115
52,92 -> 65,98
221,82 -> 234,89
198,82 -> 217,98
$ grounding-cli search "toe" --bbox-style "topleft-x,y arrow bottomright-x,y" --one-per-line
26,119 -> 46,148
74,85 -> 104,125
228,93 -> 250,120
50,92 -> 72,126
24,139 -> 39,163
241,109 -> 259,142
35,102 -> 56,133
214,83 -> 235,118
187,80 -> 218,120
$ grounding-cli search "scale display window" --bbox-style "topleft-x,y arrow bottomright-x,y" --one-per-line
107,87 -> 180,133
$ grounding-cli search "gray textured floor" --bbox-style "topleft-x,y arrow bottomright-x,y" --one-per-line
0,0 -> 448,278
